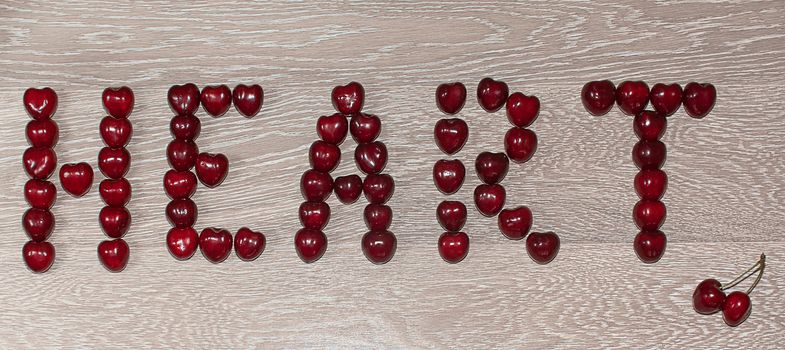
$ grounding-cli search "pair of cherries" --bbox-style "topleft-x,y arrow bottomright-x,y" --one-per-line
693,254 -> 765,327
199,84 -> 263,118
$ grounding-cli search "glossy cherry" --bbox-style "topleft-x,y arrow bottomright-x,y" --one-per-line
633,230 -> 667,263
498,206 -> 533,240
169,114 -> 201,140
199,228 -> 233,263
364,204 -> 392,231
633,111 -> 667,141
26,119 -> 59,148
436,200 -> 467,232
24,179 -> 56,209
22,208 -> 54,242
633,200 -> 666,230
309,141 -> 341,173
200,84 -> 232,117
616,81 -> 649,116
166,139 -> 199,171
363,173 -> 395,204
434,118 -> 468,155
581,80 -> 616,116
234,227 -> 266,261
683,82 -> 716,119
350,113 -> 382,144
99,206 -> 131,238
98,147 -> 131,179
300,169 -> 333,202
295,228 -> 327,263
474,184 -> 506,217
477,77 -> 509,112
97,238 -> 129,272
195,152 -> 229,188
475,152 -> 509,184
331,82 -> 364,115
649,83 -> 682,116
354,141 -> 387,174
433,159 -> 465,195
99,116 -> 133,148
167,83 -> 200,115
504,128 -> 537,163
163,170 -> 197,199
233,84 -> 264,118
166,227 -> 199,260
102,86 -> 134,119
632,140 -> 666,169
438,231 -> 469,263
166,198 -> 198,228
361,230 -> 397,264
435,82 -> 467,115
59,162 -> 93,197
23,147 -> 57,179
693,279 -> 726,315
23,240 -> 55,273
317,113 -> 349,145
526,231 -> 560,264
299,201 -> 331,230
634,169 -> 667,200
506,92 -> 539,127
333,175 -> 363,204
722,291 -> 751,327
23,87 -> 58,120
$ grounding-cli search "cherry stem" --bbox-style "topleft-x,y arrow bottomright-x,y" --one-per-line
746,254 -> 766,295
721,253 -> 765,291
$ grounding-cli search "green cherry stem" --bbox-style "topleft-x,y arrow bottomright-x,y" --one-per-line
746,253 -> 766,295
720,253 -> 765,291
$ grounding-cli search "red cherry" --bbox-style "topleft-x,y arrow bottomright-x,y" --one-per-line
616,81 -> 650,116
683,82 -> 716,119
199,228 -> 233,263
497,206 -> 532,240
22,208 -> 55,242
474,184 -> 506,217
59,162 -> 94,197
24,179 -> 56,209
436,200 -> 467,232
232,84 -> 264,118
433,159 -> 465,195
166,198 -> 198,228
166,139 -> 199,171
633,111 -> 667,141
97,238 -> 130,272
722,291 -> 751,327
354,141 -> 388,174
526,231 -> 560,264
434,118 -> 469,155
438,231 -> 469,264
350,113 -> 382,144
581,80 -> 616,116
309,141 -> 341,173
23,240 -> 55,273
504,128 -> 538,163
634,169 -> 667,200
435,82 -> 467,115
102,86 -> 134,119
99,116 -> 133,148
506,92 -> 540,127
477,77 -> 509,112
364,204 -> 392,231
97,178 -> 130,207
163,170 -> 197,199
632,140 -> 666,169
200,84 -> 232,117
98,147 -> 130,179
170,114 -> 201,140
299,201 -> 331,230
26,119 -> 59,147
649,83 -> 682,116
195,152 -> 229,188
23,147 -> 57,179
334,175 -> 363,204
167,83 -> 200,115
633,230 -> 666,263
692,279 -> 726,315
475,152 -> 509,184
300,169 -> 333,202
633,200 -> 666,231
295,228 -> 327,263
363,173 -> 394,204
361,230 -> 397,264
99,206 -> 131,238
234,227 -> 266,261
166,227 -> 199,260
317,113 -> 349,145
331,82 -> 364,115
23,87 -> 58,120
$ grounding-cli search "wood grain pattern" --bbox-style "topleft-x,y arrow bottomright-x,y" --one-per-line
1,0 -> 783,348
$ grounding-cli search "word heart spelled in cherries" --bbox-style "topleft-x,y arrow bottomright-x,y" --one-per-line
692,254 -> 765,327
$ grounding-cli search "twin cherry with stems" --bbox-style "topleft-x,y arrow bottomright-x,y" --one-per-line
692,254 -> 766,327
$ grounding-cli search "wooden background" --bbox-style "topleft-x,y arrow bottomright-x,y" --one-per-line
1,1 -> 783,348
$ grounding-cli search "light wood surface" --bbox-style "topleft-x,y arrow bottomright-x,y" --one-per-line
1,1 -> 784,348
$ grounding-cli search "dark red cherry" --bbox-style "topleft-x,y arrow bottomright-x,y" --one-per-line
633,230 -> 666,264
722,291 -> 751,327
232,84 -> 264,118
474,184 -> 505,217
633,200 -> 666,231
506,92 -> 539,127
436,200 -> 467,232
295,228 -> 327,263
163,170 -> 197,199
497,206 -> 532,240
581,80 -> 616,116
23,87 -> 58,120
26,119 -> 59,148
616,81 -> 649,116
363,173 -> 394,204
167,83 -> 200,115
169,114 -> 201,140
334,175 -> 363,204
25,179 -> 56,209
504,128 -> 537,163
97,179 -> 131,207
433,159 -> 465,195
166,139 -> 199,171
350,113 -> 382,144
195,152 -> 229,188
59,162 -> 94,197
477,77 -> 509,112
632,140 -> 666,169
526,231 -> 560,264
166,227 -> 199,260
693,279 -> 726,315
299,201 -> 331,230
649,83 -> 682,116
97,238 -> 129,272
438,231 -> 469,264
98,147 -> 131,179
23,147 -> 57,180
102,86 -> 134,119
361,230 -> 397,264
99,116 -> 133,148
309,141 -> 341,173
300,169 -> 333,202
364,204 -> 392,231
317,113 -> 349,145
166,198 -> 198,228
23,240 -> 55,273
683,82 -> 716,119
435,82 -> 467,115
99,206 -> 131,238
633,111 -> 667,141
331,82 -> 364,115
475,152 -> 509,184
634,169 -> 667,200
199,228 -> 232,263
354,141 -> 387,174
200,84 -> 232,117
234,227 -> 266,261
434,118 -> 469,155
22,208 -> 55,242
